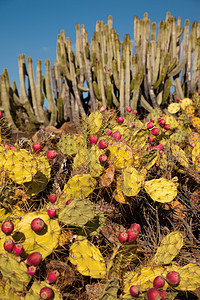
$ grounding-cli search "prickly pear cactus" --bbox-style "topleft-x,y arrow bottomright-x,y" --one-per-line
58,134 -> 84,155
2,149 -> 37,184
153,231 -> 184,265
88,145 -> 105,177
24,281 -> 62,299
14,211 -> 60,258
0,253 -> 31,291
140,149 -> 158,170
108,142 -> 133,169
99,277 -> 120,300
168,102 -> 181,114
87,111 -> 103,134
73,147 -> 88,169
69,238 -> 106,278
177,263 -> 200,291
0,281 -> 24,300
192,142 -> 200,171
144,178 -> 177,203
121,166 -> 142,197
170,144 -> 189,168
113,175 -> 127,204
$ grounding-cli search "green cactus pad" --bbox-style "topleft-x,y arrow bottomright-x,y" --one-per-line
0,253 -> 31,291
63,174 -> 97,200
24,281 -> 62,299
153,231 -> 183,265
2,149 -> 37,184
121,166 -> 142,197
88,145 -> 105,177
77,210 -> 105,237
58,198 -> 97,227
99,277 -> 120,300
171,144 -> 189,168
144,178 -> 177,203
87,111 -> 103,134
24,155 -> 51,195
58,134 -> 84,155
73,147 -> 88,168
69,238 -> 106,278
108,142 -> 133,169
170,130 -> 188,143
14,212 -> 60,258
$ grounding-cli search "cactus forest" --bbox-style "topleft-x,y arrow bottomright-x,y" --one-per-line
0,11 -> 200,300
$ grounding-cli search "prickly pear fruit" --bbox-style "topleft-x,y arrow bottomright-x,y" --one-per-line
155,143 -> 163,150
98,139 -> 108,149
100,106 -> 106,112
130,223 -> 141,234
153,276 -> 165,289
164,124 -> 170,130
25,252 -> 43,265
159,290 -> 167,300
159,119 -> 166,126
40,287 -> 54,300
117,117 -> 124,124
126,228 -> 139,242
112,131 -> 121,141
126,107 -> 132,113
47,150 -> 56,159
31,218 -> 45,232
46,270 -> 59,283
147,288 -> 162,300
32,143 -> 41,152
118,232 -> 128,243
49,194 -> 57,203
133,110 -> 137,114
99,154 -> 107,163
147,122 -> 154,129
1,220 -> 14,235
3,239 -> 15,252
149,137 -> 154,143
27,265 -> 37,275
47,206 -> 56,218
10,145 -> 16,150
166,271 -> 180,286
89,135 -> 98,144
151,128 -> 159,136
106,129 -> 112,136
13,243 -> 23,256
66,199 -> 73,205
130,285 -> 139,296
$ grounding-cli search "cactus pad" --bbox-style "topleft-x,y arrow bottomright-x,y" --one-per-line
99,163 -> 115,187
177,263 -> 200,291
87,111 -> 103,134
180,98 -> 193,110
191,116 -> 200,131
0,282 -> 22,300
144,178 -> 177,203
58,134 -> 84,155
168,103 -> 181,114
24,281 -> 62,299
121,166 -> 141,197
192,142 -> 200,171
171,144 -> 189,168
88,146 -> 105,177
113,175 -> 127,204
153,231 -> 183,265
99,277 -> 120,300
69,238 -> 106,278
108,142 -> 133,169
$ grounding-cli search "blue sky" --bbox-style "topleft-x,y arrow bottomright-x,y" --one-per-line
0,0 -> 200,90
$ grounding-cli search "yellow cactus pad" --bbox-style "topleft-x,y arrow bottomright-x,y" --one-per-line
180,98 -> 193,110
121,166 -> 142,197
2,149 -> 37,184
87,111 -> 103,134
14,212 -> 60,258
123,265 -> 166,294
153,231 -> 183,265
73,147 -> 88,168
113,175 -> 127,203
185,105 -> 196,117
24,281 -> 62,299
141,149 -> 158,170
164,115 -> 178,129
63,174 -> 97,200
0,282 -> 22,300
188,132 -> 200,147
168,103 -> 181,114
191,116 -> 200,131
130,129 -> 148,150
108,142 -> 133,169
88,146 -> 105,177
0,145 -> 6,169
192,142 -> 200,172
171,144 -> 189,168
178,263 -> 200,291
144,178 -> 177,203
69,239 -> 106,278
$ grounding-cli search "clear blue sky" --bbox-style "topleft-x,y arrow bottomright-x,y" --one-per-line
0,0 -> 200,90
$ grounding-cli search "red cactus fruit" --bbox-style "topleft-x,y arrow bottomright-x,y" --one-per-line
147,122 -> 154,129
151,128 -> 159,136
130,122 -> 135,127
27,265 -> 37,276
159,119 -> 166,126
40,287 -> 54,300
0,112 -> 2,118
25,252 -> 43,265
147,288 -> 162,300
100,106 -> 106,112
155,143 -> 163,150
32,143 -> 41,152
13,244 -> 23,256
164,124 -> 170,130
176,97 -> 181,102
126,107 -> 132,113
46,270 -> 60,283
3,239 -> 15,252
166,271 -> 180,286
130,223 -> 141,234
126,228 -> 139,242
66,199 -> 73,205
10,145 -> 17,150
130,285 -> 139,296
99,154 -> 107,163
49,194 -> 57,203
153,276 -> 165,289
150,118 -> 154,122
1,220 -> 14,235
31,218 -> 45,232
118,231 -> 128,243
98,139 -> 108,149
133,110 -> 137,114
47,206 -> 56,218
160,114 -> 163,117
47,150 -> 56,159
117,117 -> 124,124
89,135 -> 98,144
112,131 -> 121,141
106,129 -> 112,136
149,136 -> 154,143
159,290 -> 167,300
